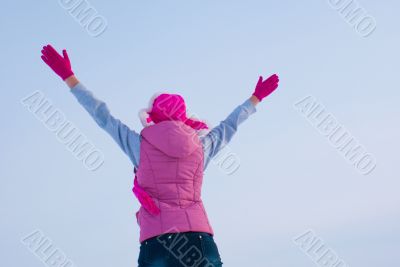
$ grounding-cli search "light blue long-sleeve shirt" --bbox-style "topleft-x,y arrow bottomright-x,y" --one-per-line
70,83 -> 256,170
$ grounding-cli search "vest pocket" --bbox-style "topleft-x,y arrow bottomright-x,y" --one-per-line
135,211 -> 140,226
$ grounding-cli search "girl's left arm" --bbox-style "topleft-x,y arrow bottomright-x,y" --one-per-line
40,44 -> 140,167
66,76 -> 140,167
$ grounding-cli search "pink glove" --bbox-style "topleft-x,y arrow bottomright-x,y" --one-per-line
41,44 -> 74,81
252,74 -> 279,102
132,176 -> 160,216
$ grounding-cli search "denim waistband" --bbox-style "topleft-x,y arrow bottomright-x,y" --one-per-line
141,231 -> 212,245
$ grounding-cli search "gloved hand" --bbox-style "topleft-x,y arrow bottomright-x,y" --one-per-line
41,44 -> 74,81
252,74 -> 279,102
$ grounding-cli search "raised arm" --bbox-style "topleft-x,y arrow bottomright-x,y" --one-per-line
201,75 -> 279,170
40,44 -> 140,167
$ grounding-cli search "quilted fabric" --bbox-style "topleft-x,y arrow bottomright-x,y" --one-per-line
135,120 -> 214,243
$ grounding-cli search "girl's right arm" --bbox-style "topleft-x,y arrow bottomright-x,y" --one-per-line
201,75 -> 279,170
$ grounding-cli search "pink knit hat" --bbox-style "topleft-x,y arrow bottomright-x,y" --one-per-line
139,93 -> 210,133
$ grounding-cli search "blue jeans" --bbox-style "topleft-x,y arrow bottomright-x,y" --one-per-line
138,231 -> 223,267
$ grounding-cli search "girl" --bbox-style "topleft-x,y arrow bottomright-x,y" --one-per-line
40,44 -> 279,267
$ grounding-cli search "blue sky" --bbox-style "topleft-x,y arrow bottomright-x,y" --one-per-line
1,0 -> 399,266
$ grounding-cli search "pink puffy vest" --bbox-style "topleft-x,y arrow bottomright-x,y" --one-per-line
135,120 -> 214,243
